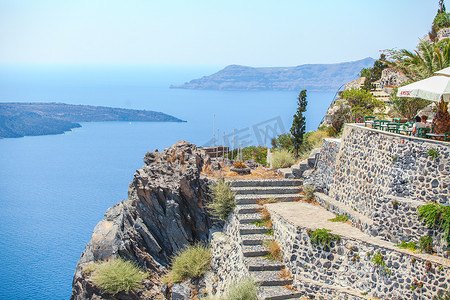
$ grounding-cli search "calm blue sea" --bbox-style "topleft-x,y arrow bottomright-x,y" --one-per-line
0,65 -> 335,299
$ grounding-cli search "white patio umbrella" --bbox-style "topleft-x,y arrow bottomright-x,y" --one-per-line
396,75 -> 450,102
435,66 -> 450,76
397,68 -> 450,134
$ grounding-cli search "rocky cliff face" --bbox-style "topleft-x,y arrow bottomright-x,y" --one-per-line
71,141 -> 213,299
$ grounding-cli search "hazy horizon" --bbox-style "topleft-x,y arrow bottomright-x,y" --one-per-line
0,0 -> 441,67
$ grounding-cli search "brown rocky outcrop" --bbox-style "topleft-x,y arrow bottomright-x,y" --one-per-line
71,141 -> 213,299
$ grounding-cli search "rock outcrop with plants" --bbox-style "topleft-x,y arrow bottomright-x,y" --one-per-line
71,141 -> 213,299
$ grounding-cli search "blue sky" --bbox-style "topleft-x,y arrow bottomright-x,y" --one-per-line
0,0 -> 443,66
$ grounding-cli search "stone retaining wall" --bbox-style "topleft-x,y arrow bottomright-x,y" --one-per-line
312,138 -> 341,194
369,195 -> 448,257
322,124 -> 450,255
207,213 -> 248,295
331,124 -> 449,207
270,211 -> 450,300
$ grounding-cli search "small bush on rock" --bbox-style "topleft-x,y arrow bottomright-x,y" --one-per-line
226,277 -> 259,300
203,277 -> 259,300
165,243 -> 211,283
417,203 -> 450,244
208,178 -> 235,221
90,258 -> 146,295
329,214 -> 349,223
419,235 -> 434,253
271,149 -> 295,169
395,240 -> 417,251
309,228 -> 340,248
303,185 -> 315,201
371,251 -> 392,275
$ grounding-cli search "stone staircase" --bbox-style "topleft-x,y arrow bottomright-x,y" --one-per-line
230,179 -> 305,300
277,148 -> 321,179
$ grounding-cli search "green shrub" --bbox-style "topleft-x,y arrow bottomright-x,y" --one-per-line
329,214 -> 349,223
303,185 -> 315,201
371,252 -> 392,275
395,240 -> 417,251
341,89 -> 384,121
90,258 -> 146,295
272,133 -> 294,151
264,229 -> 274,236
310,228 -> 340,247
419,235 -> 433,253
166,243 -> 211,283
225,146 -> 268,166
271,149 -> 295,169
371,252 -> 385,266
226,277 -> 259,300
208,178 -> 235,221
417,203 -> 450,244
433,13 -> 450,31
427,149 -> 440,160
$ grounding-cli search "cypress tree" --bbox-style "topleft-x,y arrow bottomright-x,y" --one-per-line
438,0 -> 446,14
291,89 -> 307,158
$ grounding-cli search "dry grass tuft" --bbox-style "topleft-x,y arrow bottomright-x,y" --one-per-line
279,267 -> 292,279
261,207 -> 271,220
164,243 -> 211,284
257,206 -> 273,229
284,284 -> 296,291
264,240 -> 283,261
256,198 -> 279,205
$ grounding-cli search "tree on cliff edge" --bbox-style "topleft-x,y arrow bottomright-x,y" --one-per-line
291,90 -> 307,158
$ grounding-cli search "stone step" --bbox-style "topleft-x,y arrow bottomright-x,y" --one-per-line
235,194 -> 303,205
237,212 -> 263,224
250,270 -> 293,286
258,286 -> 303,300
239,224 -> 270,235
231,186 -> 301,195
291,163 -> 308,178
236,204 -> 261,214
245,257 -> 284,271
242,245 -> 269,257
242,233 -> 273,245
307,148 -> 321,168
229,179 -> 302,187
276,168 -> 294,179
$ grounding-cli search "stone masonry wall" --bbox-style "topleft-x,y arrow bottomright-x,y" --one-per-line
270,211 -> 450,300
331,124 -> 449,207
327,124 -> 449,254
312,138 -> 341,195
206,213 -> 248,295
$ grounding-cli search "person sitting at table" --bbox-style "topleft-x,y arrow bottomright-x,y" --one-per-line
421,115 -> 431,128
412,115 -> 425,137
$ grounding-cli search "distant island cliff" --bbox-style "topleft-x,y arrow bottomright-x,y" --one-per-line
170,57 -> 375,91
0,103 -> 185,138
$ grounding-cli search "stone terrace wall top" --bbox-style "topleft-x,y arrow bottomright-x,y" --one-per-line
330,124 -> 449,210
